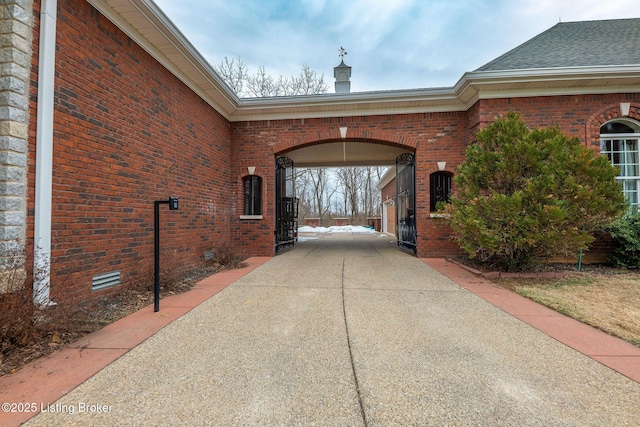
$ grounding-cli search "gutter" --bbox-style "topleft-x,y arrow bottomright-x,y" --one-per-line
33,0 -> 57,306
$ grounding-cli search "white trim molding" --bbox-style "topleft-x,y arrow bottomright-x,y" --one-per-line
87,1 -> 640,123
33,0 -> 57,306
239,215 -> 263,220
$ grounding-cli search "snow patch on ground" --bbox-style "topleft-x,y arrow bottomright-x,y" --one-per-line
298,225 -> 378,234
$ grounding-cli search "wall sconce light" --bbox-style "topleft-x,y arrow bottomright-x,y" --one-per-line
247,166 -> 256,175
437,161 -> 446,171
339,126 -> 348,139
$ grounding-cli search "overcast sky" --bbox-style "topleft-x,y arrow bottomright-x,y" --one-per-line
152,0 -> 638,93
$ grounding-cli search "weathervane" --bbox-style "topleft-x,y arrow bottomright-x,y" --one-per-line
339,46 -> 347,59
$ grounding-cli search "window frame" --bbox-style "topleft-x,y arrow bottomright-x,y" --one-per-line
600,119 -> 640,211
429,171 -> 453,212
241,175 -> 263,219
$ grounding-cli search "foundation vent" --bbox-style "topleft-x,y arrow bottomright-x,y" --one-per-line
92,271 -> 121,291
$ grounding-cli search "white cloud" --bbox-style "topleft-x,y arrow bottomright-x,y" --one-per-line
300,0 -> 326,17
153,0 -> 640,92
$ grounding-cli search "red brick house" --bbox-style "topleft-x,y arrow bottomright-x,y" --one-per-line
2,0 -> 639,304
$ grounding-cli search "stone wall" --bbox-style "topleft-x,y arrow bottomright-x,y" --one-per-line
0,0 -> 31,267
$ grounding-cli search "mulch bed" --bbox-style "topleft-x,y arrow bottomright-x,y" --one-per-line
447,257 -> 627,279
0,261 -> 244,377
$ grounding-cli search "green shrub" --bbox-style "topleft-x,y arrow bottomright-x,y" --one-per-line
604,211 -> 640,268
446,112 -> 626,271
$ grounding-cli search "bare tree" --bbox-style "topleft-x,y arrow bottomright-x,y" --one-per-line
292,64 -> 329,95
298,166 -> 390,224
215,57 -> 328,98
363,167 -> 374,217
246,65 -> 277,97
295,168 -> 313,220
335,166 -> 387,222
362,167 -> 385,217
308,168 -> 337,223
215,57 -> 248,95
336,167 -> 362,221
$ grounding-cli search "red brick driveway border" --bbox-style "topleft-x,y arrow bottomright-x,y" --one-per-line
0,257 -> 271,427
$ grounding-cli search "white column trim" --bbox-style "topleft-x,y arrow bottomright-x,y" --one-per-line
33,0 -> 57,306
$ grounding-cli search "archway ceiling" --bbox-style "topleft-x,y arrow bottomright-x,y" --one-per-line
284,141 -> 410,167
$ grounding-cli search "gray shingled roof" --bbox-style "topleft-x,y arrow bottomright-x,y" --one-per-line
476,18 -> 640,72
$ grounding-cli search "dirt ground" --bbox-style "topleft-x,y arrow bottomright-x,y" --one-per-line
0,261 -> 241,377
496,271 -> 640,347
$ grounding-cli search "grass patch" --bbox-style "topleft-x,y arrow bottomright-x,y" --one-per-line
497,273 -> 640,346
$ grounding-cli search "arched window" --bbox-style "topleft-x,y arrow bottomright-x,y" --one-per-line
243,175 -> 262,216
430,171 -> 453,212
600,119 -> 640,209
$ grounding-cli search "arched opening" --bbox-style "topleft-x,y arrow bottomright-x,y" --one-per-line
600,119 -> 640,209
275,139 -> 415,254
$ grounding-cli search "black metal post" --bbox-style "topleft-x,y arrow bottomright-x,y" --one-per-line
154,197 -> 179,313
154,200 -> 164,313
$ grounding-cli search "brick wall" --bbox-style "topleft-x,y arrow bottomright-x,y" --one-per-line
0,0 -> 31,271
28,0 -> 232,303
230,112 -> 469,258
25,1 -> 640,297
231,96 -> 640,259
381,177 -> 395,202
473,94 -> 640,145
333,218 -> 349,226
304,218 -> 320,227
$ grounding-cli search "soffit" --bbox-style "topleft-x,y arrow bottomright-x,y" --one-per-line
284,141 -> 410,167
230,89 -> 465,121
87,1 -> 640,123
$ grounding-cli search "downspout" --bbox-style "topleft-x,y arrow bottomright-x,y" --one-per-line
33,0 -> 57,306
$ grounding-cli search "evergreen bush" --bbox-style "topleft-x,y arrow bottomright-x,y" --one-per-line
445,112 -> 626,270
604,211 -> 640,268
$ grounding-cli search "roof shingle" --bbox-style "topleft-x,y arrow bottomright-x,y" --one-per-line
476,18 -> 640,72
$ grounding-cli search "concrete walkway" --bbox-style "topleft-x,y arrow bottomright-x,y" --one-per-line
4,232 -> 640,426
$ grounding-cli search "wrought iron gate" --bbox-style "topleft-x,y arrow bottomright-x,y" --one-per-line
396,153 -> 417,254
275,157 -> 298,252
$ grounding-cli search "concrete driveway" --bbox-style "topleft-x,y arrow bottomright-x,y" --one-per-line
23,232 -> 640,426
